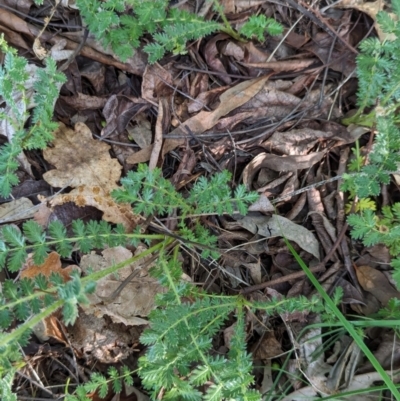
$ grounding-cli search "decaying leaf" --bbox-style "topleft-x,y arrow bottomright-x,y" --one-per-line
80,246 -> 164,326
0,197 -> 37,223
20,252 -> 80,343
43,122 -> 121,192
355,265 -> 400,305
67,311 -> 142,363
42,122 -> 140,230
127,75 -> 271,164
252,330 -> 283,359
235,213 -> 320,260
21,251 -> 79,281
127,112 -> 152,148
337,0 -> 394,41
242,152 -> 326,190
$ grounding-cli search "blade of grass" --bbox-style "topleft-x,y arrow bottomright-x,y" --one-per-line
284,239 -> 400,398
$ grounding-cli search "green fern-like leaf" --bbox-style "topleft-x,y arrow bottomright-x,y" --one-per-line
240,15 -> 283,41
0,36 -> 66,197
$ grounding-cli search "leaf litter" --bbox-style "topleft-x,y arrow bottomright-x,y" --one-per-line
1,0 -> 399,399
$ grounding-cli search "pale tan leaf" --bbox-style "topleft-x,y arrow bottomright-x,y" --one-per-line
49,185 -> 140,231
43,122 -> 121,192
80,246 -> 164,326
0,197 -> 36,223
43,123 -> 140,230
127,113 -> 152,148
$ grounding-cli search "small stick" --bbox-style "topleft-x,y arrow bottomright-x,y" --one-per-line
240,264 -> 326,294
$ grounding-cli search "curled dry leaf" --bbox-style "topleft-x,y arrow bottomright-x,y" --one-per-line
263,128 -> 340,155
242,151 -> 326,190
188,86 -> 227,113
235,213 -> 320,260
240,59 -> 316,72
101,94 -> 149,138
204,34 -> 232,85
304,32 -> 356,77
248,193 -> 275,213
49,38 -> 75,61
79,61 -> 106,94
127,112 -> 152,148
141,62 -> 175,105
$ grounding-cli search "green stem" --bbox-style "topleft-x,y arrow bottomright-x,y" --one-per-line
211,0 -> 243,41
0,299 -> 64,347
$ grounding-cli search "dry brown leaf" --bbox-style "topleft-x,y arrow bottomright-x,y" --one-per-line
80,246 -> 164,326
240,59 -> 315,72
213,83 -> 316,131
248,193 -> 275,213
235,213 -> 320,260
127,75 -> 271,164
60,92 -> 107,110
220,41 -> 274,64
43,122 -> 121,191
242,152 -> 326,190
101,95 -> 149,138
204,34 -> 232,85
149,97 -> 169,169
141,62 -> 174,105
43,122 -> 140,230
127,113 -> 152,148
21,251 -> 79,281
21,252 -> 80,343
188,86 -> 227,113
263,128 -> 337,155
303,32 -> 356,76
80,61 -> 106,94
253,331 -> 283,360
337,0 -> 393,41
50,186 -> 140,231
356,265 -> 400,305
33,202 -> 52,227
67,312 -> 141,363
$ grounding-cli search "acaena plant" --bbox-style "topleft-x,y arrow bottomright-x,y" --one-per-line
341,0 -> 400,286
0,163 -> 329,401
76,0 -> 284,63
0,35 -> 66,198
